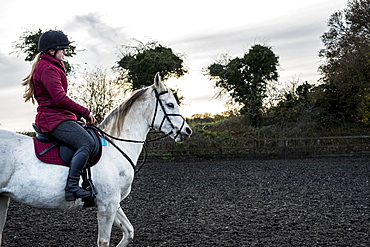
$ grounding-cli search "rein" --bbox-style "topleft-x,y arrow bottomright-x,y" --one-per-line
90,87 -> 186,174
89,125 -> 167,174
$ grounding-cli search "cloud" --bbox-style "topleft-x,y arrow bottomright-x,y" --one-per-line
74,14 -> 125,42
169,15 -> 327,83
0,51 -> 29,88
64,13 -> 129,61
175,14 -> 323,54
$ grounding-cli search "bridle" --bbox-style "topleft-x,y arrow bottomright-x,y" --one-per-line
150,86 -> 186,141
92,86 -> 186,173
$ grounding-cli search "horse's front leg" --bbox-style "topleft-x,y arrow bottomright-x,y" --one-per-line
97,202 -> 119,247
114,206 -> 134,247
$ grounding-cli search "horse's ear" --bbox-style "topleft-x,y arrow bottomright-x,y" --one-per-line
154,72 -> 166,91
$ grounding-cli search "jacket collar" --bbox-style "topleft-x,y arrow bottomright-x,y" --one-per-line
40,53 -> 66,71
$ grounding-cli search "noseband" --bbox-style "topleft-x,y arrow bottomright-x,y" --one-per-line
150,87 -> 186,140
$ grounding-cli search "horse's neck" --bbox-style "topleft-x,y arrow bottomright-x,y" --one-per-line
109,106 -> 150,161
119,113 -> 149,141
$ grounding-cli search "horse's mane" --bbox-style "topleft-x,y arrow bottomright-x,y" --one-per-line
99,87 -> 149,137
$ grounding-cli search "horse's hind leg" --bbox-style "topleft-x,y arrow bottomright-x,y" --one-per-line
114,207 -> 134,247
0,195 -> 10,246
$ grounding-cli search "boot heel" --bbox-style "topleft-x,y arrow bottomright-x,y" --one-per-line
65,191 -> 76,201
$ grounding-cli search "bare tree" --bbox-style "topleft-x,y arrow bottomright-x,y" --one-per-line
70,67 -> 127,124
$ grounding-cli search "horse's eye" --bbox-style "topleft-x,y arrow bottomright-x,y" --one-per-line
166,103 -> 174,108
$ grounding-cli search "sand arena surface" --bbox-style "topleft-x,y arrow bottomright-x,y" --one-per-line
2,156 -> 369,246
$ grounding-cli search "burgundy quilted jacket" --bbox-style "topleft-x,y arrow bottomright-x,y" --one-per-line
33,54 -> 90,132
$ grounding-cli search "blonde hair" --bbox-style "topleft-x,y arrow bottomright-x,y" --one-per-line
22,53 -> 42,104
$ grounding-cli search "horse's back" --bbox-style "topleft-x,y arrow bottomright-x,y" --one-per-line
0,129 -> 31,157
0,129 -> 30,141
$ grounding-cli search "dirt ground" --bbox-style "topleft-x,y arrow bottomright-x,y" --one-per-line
2,156 -> 369,246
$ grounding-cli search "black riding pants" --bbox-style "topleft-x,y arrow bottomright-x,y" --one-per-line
50,120 -> 95,156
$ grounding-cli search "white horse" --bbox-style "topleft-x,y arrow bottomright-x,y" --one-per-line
0,73 -> 192,247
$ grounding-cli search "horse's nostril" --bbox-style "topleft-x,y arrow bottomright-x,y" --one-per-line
186,127 -> 192,135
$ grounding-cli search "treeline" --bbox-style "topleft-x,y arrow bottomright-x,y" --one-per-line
204,0 -> 370,131
268,0 -> 370,132
14,1 -> 370,137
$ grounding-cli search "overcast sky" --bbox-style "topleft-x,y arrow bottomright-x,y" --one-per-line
0,0 -> 348,131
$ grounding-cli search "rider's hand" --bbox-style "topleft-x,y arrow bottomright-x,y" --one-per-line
88,113 -> 96,125
80,118 -> 87,124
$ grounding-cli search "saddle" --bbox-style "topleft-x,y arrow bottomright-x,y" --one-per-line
32,122 -> 103,207
32,122 -> 102,167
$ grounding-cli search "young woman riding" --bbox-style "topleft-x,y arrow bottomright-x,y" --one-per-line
22,30 -> 96,201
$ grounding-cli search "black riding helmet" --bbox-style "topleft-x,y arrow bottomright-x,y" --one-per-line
38,30 -> 72,52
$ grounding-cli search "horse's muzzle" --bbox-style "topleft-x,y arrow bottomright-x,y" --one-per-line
174,127 -> 192,142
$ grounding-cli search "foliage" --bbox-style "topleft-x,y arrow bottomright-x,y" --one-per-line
69,67 -> 126,124
265,82 -> 325,135
12,28 -> 77,75
266,0 -> 370,130
188,110 -> 370,147
206,44 -> 279,127
116,40 -> 188,92
318,0 -> 370,124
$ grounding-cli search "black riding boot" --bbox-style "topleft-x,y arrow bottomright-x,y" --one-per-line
65,146 -> 92,201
